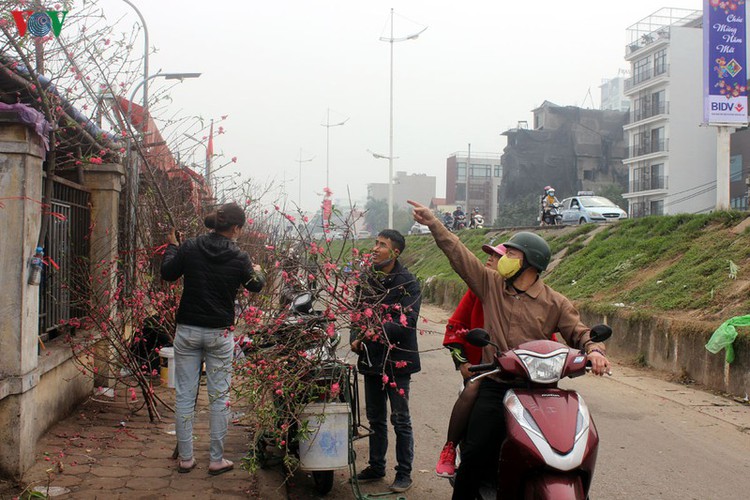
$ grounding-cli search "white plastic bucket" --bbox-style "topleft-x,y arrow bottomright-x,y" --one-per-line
158,347 -> 175,388
298,402 -> 350,470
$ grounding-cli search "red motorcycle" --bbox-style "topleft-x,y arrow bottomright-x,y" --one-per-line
461,325 -> 612,499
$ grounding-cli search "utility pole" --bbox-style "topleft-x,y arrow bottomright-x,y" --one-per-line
294,148 -> 315,208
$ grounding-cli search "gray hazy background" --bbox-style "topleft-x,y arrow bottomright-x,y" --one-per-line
103,0 -> 703,212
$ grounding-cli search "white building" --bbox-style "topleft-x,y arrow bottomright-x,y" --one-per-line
367,171 -> 436,209
600,73 -> 631,112
622,8 -> 718,217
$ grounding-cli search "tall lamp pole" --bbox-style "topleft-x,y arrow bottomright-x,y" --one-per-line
121,0 -> 148,113
294,148 -> 315,208
380,8 -> 426,228
321,108 -> 348,189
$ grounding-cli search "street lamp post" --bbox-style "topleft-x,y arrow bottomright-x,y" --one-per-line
294,148 -> 315,208
124,72 -> 200,284
121,0 -> 149,113
380,8 -> 426,228
320,108 -> 348,189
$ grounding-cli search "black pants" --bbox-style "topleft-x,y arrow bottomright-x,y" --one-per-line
452,379 -> 510,500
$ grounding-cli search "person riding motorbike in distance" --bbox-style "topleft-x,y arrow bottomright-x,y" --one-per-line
452,205 -> 466,230
406,199 -> 609,500
541,186 -> 560,224
468,207 -> 482,229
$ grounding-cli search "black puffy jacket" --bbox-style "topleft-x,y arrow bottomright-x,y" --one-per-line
353,260 -> 422,377
161,233 -> 265,328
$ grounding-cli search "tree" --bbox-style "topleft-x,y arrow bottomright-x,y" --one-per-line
364,197 -> 413,234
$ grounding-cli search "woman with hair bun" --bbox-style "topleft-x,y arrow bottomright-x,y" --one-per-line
161,202 -> 265,475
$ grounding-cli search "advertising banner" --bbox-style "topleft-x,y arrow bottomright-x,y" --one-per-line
704,0 -> 748,125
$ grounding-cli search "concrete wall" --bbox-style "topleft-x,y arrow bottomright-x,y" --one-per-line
0,116 -> 125,479
580,308 -> 749,398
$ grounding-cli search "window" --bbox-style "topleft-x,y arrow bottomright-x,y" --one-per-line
654,48 -> 667,75
651,127 -> 665,152
633,56 -> 652,84
650,199 -> 664,215
470,164 -> 490,178
652,90 -> 665,114
457,163 -> 466,181
730,155 -> 743,181
455,184 -> 466,201
494,165 -> 502,177
583,170 -> 595,181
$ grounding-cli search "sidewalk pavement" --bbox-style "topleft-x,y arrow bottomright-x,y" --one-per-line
1,379 -> 287,500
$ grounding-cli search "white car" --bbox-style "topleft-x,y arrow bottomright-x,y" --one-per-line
408,222 -> 430,235
560,195 -> 628,224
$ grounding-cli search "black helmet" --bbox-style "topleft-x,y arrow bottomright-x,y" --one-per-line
502,232 -> 551,272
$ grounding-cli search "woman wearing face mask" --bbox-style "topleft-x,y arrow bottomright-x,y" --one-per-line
161,202 -> 265,475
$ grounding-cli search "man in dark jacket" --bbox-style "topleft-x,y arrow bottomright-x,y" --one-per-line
350,229 -> 421,493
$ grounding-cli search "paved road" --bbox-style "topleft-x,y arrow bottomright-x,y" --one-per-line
286,303 -> 750,499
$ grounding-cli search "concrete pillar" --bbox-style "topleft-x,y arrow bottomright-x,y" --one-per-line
84,164 -> 125,387
0,114 -> 46,478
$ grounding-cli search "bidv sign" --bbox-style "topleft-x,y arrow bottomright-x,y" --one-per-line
10,10 -> 68,37
711,101 -> 745,112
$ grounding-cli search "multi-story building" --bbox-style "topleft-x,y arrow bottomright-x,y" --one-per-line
622,8 -> 717,217
367,171 -> 436,209
445,151 -> 503,225
600,73 -> 631,112
498,102 -> 628,224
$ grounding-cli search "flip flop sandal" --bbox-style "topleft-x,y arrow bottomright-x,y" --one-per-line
208,463 -> 234,476
178,459 -> 197,473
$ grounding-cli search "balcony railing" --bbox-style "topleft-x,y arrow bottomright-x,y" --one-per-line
629,175 -> 668,193
624,64 -> 670,91
629,138 -> 669,158
630,201 -> 664,218
630,101 -> 669,122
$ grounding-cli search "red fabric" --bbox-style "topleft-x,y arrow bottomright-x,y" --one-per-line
442,290 -> 485,365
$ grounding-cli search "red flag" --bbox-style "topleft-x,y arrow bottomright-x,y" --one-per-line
206,120 -> 214,176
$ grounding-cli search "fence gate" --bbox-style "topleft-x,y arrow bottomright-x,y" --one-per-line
39,177 -> 91,340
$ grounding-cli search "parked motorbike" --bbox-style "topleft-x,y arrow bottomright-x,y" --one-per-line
540,203 -> 563,226
247,291 -> 354,495
470,213 -> 485,229
453,213 -> 467,231
454,325 -> 612,499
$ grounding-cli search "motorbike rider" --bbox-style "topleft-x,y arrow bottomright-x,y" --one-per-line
468,207 -> 482,229
406,199 -> 609,500
452,205 -> 466,230
435,243 -> 505,478
541,186 -> 560,224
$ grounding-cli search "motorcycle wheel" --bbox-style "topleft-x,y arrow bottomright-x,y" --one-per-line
312,470 -> 334,495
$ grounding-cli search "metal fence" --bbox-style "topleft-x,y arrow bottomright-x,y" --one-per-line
39,177 -> 91,339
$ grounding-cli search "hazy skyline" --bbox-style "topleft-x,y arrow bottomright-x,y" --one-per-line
104,0 -> 708,212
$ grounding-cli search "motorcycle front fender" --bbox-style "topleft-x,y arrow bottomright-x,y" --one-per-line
521,474 -> 584,500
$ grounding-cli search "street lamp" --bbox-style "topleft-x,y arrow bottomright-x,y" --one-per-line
379,8 -> 426,228
294,148 -> 315,209
121,0 -> 148,112
320,108 -> 348,189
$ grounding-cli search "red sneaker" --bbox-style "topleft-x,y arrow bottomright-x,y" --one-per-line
435,442 -> 457,478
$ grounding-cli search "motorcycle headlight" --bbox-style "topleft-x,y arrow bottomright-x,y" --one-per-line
516,350 -> 568,383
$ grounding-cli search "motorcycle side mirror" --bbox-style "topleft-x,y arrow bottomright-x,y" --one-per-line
291,292 -> 313,313
465,328 -> 492,347
589,324 -> 612,343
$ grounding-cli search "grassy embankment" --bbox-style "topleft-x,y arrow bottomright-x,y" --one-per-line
397,212 -> 750,326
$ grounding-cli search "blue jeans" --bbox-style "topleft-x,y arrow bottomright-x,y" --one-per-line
173,323 -> 233,463
363,373 -> 414,477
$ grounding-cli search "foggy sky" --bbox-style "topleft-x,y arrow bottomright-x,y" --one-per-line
103,0 -> 706,212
